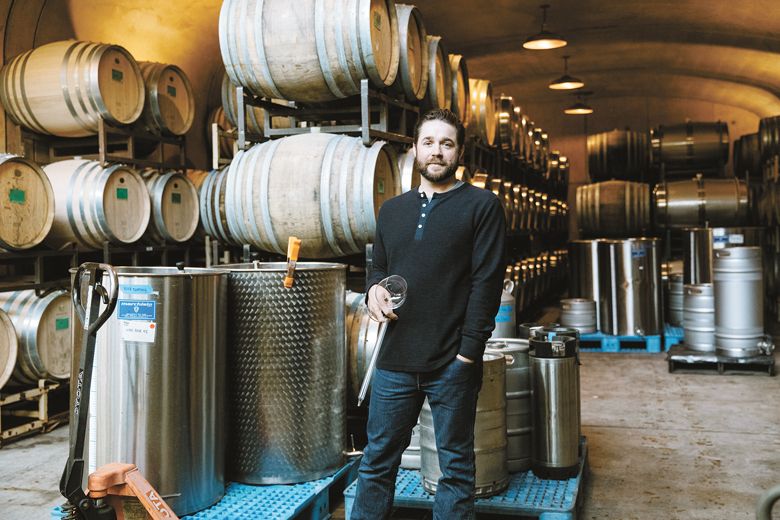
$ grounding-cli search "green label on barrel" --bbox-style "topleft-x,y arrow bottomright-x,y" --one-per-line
116,187 -> 128,200
112,69 -> 123,82
377,179 -> 385,194
171,192 -> 182,204
55,317 -> 69,330
9,188 -> 25,204
167,85 -> 177,97
373,12 -> 382,30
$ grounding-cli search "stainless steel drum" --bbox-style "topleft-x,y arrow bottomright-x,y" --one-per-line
713,248 -> 764,357
569,239 -> 601,331
559,298 -> 597,334
683,283 -> 715,352
420,352 -> 508,497
346,291 -> 380,402
529,330 -> 580,480
78,267 -> 227,516
400,420 -> 422,470
224,262 -> 347,484
654,177 -> 749,228
667,273 -> 684,326
598,238 -> 663,336
485,338 -> 532,473
651,121 -> 729,174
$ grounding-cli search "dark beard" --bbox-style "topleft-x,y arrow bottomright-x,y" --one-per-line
416,159 -> 459,183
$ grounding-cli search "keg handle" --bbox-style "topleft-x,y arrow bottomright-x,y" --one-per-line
503,279 -> 515,294
71,263 -> 119,335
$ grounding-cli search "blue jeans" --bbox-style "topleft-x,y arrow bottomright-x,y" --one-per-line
350,356 -> 482,520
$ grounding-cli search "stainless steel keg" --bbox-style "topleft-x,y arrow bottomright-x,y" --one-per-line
224,262 -> 347,484
485,338 -> 532,473
77,267 -> 227,515
559,298 -> 597,334
713,247 -> 764,357
420,352 -> 509,497
667,273 -> 684,326
529,330 -> 580,480
683,283 -> 715,352
400,420 -> 422,470
569,239 -> 601,331
683,227 -> 714,284
346,291 -> 380,402
598,238 -> 663,336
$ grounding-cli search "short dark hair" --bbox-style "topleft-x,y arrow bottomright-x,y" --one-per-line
414,108 -> 466,149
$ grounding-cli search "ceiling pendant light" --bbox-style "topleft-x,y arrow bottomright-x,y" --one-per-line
523,4 -> 567,50
549,56 -> 584,90
564,92 -> 594,115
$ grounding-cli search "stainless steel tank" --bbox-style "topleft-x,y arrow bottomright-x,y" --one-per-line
559,298 -> 597,334
666,273 -> 684,326
683,283 -> 715,352
224,262 -> 347,484
491,280 -> 517,339
529,329 -> 580,480
420,352 -> 508,497
569,239 -> 601,331
598,238 -> 663,336
651,121 -> 729,174
78,266 -> 227,516
400,420 -> 422,470
713,248 -> 764,357
683,227 -> 714,284
485,338 -> 532,473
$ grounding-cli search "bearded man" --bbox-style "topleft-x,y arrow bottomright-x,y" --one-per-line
350,109 -> 506,519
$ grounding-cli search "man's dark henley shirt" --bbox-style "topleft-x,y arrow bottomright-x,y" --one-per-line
366,182 -> 507,372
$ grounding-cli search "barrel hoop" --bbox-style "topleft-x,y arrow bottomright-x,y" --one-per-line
244,144 -> 267,246
320,135 -> 347,257
258,139 -> 285,254
250,0 -> 285,99
66,42 -> 101,132
314,0 -> 347,99
15,49 -> 49,134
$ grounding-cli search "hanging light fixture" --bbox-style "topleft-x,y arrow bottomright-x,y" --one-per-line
564,92 -> 594,115
549,56 -> 584,90
524,4 -> 567,50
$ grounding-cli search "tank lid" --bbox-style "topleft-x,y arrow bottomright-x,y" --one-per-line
518,322 -> 544,339
69,266 -> 227,277
529,334 -> 578,358
221,262 -> 347,272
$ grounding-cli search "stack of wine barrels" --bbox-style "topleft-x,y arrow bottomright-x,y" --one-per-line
223,133 -> 400,258
139,62 -> 195,136
0,155 -> 54,251
587,129 -> 649,182
142,170 -> 200,244
0,40 -> 145,137
0,289 -> 71,387
219,0 -> 400,102
576,180 -> 650,238
43,159 -> 151,250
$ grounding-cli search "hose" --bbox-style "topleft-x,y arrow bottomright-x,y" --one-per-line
757,484 -> 780,520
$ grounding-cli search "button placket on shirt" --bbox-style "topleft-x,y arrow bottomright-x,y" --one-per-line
414,193 -> 439,240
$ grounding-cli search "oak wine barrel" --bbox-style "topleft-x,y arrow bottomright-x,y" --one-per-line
0,40 -> 145,137
448,54 -> 470,125
467,79 -> 496,146
576,180 -> 650,238
397,148 -> 421,193
421,35 -> 451,110
497,95 -> 518,153
138,62 -> 195,136
199,168 -> 240,245
0,309 -> 18,390
142,170 -> 200,243
219,0 -> 400,102
587,129 -> 649,182
220,74 -> 291,138
0,154 -> 54,251
391,4 -> 428,101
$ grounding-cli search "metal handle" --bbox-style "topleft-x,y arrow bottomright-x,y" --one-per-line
72,262 -> 119,335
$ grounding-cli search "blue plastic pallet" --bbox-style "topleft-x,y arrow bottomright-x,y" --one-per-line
344,438 -> 588,520
664,324 -> 684,351
184,457 -> 361,519
579,331 -> 662,353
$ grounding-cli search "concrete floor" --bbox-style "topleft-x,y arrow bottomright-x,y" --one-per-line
2,352 -> 779,519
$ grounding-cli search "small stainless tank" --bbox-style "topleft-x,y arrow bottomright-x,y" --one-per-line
559,298 -> 597,334
76,266 -> 227,516
666,273 -> 684,326
598,238 -> 663,336
485,338 -> 532,473
569,240 -> 601,331
683,283 -> 715,352
420,352 -> 509,497
224,262 -> 347,484
529,329 -> 580,480
713,248 -> 764,357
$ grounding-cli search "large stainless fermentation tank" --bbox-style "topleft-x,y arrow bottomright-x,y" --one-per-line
598,238 -> 663,336
72,266 -> 228,516
224,262 -> 347,484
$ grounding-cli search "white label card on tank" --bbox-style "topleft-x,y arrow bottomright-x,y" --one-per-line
728,234 -> 744,244
119,320 -> 157,343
